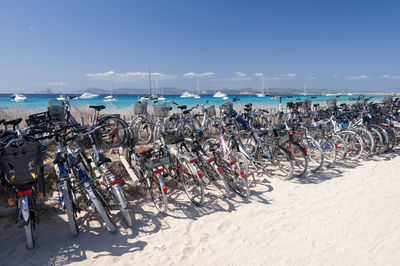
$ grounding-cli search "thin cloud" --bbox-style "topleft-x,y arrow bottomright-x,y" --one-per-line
85,70 -> 115,78
236,72 -> 248,77
182,72 -> 215,78
332,73 -> 339,79
378,74 -> 400,80
254,72 -> 263,77
266,73 -> 296,81
307,76 -> 317,80
86,71 -> 176,81
44,81 -> 68,87
347,74 -> 368,80
28,26 -> 34,31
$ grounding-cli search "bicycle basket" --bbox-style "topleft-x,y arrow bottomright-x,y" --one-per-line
205,105 -> 216,117
220,103 -> 233,116
48,100 -> 66,122
289,127 -> 306,143
142,148 -> 171,170
133,102 -> 147,114
264,131 -> 289,146
0,139 -> 43,186
26,111 -> 51,126
153,104 -> 172,117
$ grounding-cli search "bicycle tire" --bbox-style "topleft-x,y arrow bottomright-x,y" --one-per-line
62,187 -> 79,236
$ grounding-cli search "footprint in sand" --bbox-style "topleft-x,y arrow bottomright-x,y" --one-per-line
217,219 -> 233,233
182,246 -> 195,256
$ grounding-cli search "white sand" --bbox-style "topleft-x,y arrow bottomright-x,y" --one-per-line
1,151 -> 400,266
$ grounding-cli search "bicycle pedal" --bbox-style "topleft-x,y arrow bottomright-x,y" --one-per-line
8,198 -> 15,206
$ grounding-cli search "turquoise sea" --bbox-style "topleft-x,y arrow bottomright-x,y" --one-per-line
0,93 -> 391,114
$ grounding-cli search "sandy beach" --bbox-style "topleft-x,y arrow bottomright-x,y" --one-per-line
0,149 -> 399,266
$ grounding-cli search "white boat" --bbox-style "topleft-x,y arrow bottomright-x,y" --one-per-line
193,79 -> 201,99
270,95 -> 280,99
180,91 -> 195,98
79,92 -> 99,99
223,96 -> 229,100
213,91 -> 227,98
56,95 -> 65,101
104,95 -> 118,102
11,93 -> 27,102
257,76 -> 266,97
157,80 -> 166,100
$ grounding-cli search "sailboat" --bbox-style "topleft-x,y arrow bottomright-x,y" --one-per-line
257,76 -> 266,97
158,80 -> 166,100
104,74 -> 118,102
194,79 -> 200,98
303,84 -> 307,96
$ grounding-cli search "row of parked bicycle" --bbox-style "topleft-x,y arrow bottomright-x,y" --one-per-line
1,94 -> 399,248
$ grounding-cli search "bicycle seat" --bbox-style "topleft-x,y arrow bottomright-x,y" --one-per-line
97,153 -> 112,166
89,105 -> 106,111
0,119 -> 5,124
244,107 -> 252,112
178,105 -> 187,110
3,118 -> 23,127
244,103 -> 252,108
183,110 -> 191,115
137,146 -> 153,155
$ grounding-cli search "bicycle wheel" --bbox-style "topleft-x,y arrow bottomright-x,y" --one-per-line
302,136 -> 324,172
315,137 -> 337,168
99,116 -> 129,148
205,117 -> 219,137
179,158 -> 204,206
281,141 -> 308,177
225,152 -> 250,198
368,127 -> 383,154
259,145 -> 294,180
339,131 -> 363,160
352,127 -> 374,158
110,184 -> 132,227
198,156 -> 231,197
373,125 -> 390,152
21,196 -> 34,249
147,172 -> 168,213
134,120 -> 153,144
332,134 -> 348,160
62,187 -> 79,236
87,186 -> 117,232
24,218 -> 34,249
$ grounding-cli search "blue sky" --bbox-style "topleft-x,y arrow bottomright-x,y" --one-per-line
0,0 -> 399,92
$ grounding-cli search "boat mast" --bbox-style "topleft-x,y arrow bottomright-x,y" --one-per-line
148,69 -> 152,96
261,76 -> 264,95
197,78 -> 200,95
